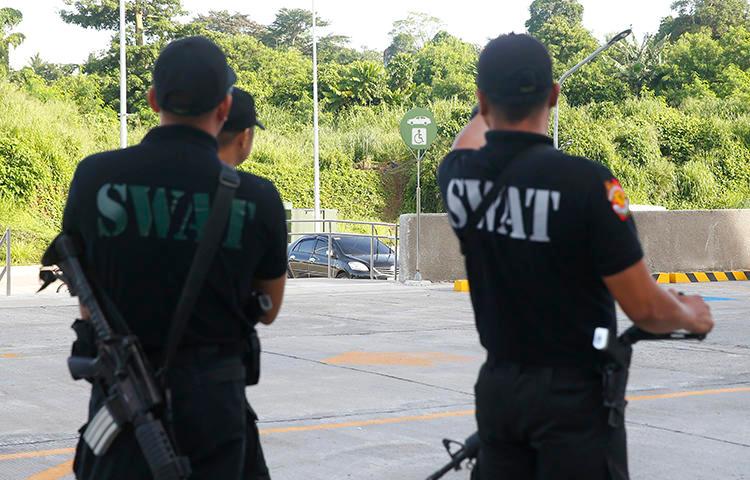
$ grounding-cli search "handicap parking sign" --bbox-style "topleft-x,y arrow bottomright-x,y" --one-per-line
400,108 -> 437,151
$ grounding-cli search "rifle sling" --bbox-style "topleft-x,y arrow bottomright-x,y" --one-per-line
457,144 -> 551,254
161,164 -> 240,373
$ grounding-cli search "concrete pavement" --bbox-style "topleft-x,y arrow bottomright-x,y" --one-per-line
0,279 -> 748,479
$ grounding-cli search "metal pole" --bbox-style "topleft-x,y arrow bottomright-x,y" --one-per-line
327,233 -> 332,279
370,224 -> 374,280
394,224 -> 398,283
312,0 -> 321,232
415,150 -> 422,281
5,229 -> 10,296
553,28 -> 631,149
119,0 -> 127,148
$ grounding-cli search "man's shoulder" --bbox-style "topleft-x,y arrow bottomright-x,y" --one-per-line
76,145 -> 146,173
237,170 -> 282,203
438,149 -> 481,183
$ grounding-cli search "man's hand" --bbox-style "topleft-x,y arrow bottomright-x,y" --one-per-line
671,291 -> 714,334
603,260 -> 714,334
252,275 -> 285,325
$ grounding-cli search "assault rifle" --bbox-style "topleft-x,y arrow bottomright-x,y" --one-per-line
426,326 -> 706,480
40,234 -> 191,480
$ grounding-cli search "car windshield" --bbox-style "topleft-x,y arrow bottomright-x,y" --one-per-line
335,237 -> 392,255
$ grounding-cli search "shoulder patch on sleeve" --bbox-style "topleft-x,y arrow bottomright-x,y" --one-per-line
604,178 -> 631,221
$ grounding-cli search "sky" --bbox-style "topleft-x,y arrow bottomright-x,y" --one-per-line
6,0 -> 676,69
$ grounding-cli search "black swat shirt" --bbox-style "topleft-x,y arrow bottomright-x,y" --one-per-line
438,131 -> 643,367
62,125 -> 287,351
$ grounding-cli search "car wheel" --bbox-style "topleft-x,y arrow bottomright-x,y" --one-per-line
336,271 -> 351,279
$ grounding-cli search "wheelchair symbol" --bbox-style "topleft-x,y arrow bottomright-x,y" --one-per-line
412,128 -> 427,146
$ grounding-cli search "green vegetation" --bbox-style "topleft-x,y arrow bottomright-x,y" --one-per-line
2,0 -> 750,263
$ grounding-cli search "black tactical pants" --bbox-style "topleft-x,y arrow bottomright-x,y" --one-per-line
73,350 -> 270,480
474,361 -> 629,480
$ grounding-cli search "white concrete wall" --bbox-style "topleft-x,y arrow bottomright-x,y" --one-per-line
399,210 -> 750,282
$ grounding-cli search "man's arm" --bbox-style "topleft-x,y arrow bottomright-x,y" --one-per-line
252,276 -> 285,325
452,110 -> 488,151
603,260 -> 713,334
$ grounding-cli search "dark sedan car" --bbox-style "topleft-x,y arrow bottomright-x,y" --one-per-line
287,235 -> 396,279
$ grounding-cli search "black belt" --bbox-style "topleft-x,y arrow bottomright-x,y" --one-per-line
484,356 -> 601,381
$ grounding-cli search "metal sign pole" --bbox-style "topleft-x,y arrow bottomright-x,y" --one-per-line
415,149 -> 423,282
119,0 -> 127,148
5,229 -> 9,296
312,0 -> 321,232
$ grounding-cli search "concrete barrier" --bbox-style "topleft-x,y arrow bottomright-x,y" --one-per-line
399,210 -> 750,282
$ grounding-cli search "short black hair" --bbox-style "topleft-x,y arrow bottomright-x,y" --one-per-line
486,94 -> 550,123
217,129 -> 244,147
477,33 -> 553,123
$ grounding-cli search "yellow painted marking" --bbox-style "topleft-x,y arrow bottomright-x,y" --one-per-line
26,459 -> 73,480
0,448 -> 74,462
731,271 -> 748,281
713,272 -> 729,282
8,385 -> 750,479
671,272 -> 691,283
654,273 -> 670,284
0,353 -> 19,359
627,387 -> 750,401
260,409 -> 475,435
693,272 -> 710,282
323,351 -> 473,367
454,280 -> 469,292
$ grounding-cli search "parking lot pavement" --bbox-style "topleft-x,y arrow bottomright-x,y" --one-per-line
1,279 -> 748,479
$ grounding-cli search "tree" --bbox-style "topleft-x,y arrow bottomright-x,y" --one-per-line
386,52 -> 416,93
655,29 -> 725,104
657,0 -> 750,40
534,16 -> 597,72
607,35 -> 666,94
60,0 -> 184,46
413,33 -> 477,102
264,8 -> 329,50
384,33 -> 418,64
28,53 -> 77,82
526,0 -> 584,36
326,61 -> 388,110
193,10 -> 266,38
0,8 -> 25,73
389,12 -> 444,48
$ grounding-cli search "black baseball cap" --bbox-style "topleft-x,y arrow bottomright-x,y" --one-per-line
222,88 -> 265,132
477,33 -> 553,104
153,36 -> 237,116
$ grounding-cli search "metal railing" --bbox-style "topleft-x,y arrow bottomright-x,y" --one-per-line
0,228 -> 10,296
286,219 -> 399,281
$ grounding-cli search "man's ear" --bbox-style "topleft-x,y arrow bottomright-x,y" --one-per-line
217,93 -> 233,123
549,83 -> 561,108
477,90 -> 490,117
148,87 -> 161,113
243,127 -> 255,147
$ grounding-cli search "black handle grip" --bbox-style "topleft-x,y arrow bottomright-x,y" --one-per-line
620,326 -> 706,346
68,356 -> 101,380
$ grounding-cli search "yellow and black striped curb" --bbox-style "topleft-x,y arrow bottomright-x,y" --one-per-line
455,271 -> 750,291
652,272 -> 750,284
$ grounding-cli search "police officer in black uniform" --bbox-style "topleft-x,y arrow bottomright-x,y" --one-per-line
438,34 -> 714,479
64,36 -> 287,479
218,88 -> 265,168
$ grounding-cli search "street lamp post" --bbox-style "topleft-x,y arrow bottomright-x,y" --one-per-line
312,0 -> 321,232
553,28 -> 632,149
119,0 -> 127,148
